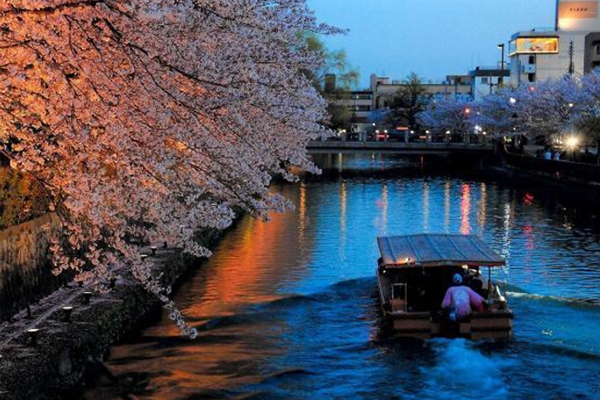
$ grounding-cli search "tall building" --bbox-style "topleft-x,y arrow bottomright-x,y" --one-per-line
509,0 -> 600,84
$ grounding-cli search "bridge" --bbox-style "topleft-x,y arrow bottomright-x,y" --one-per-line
307,140 -> 494,155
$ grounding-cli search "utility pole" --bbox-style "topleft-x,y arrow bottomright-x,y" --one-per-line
498,43 -> 505,88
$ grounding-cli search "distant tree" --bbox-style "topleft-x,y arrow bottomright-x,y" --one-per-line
387,73 -> 428,130
470,89 -> 520,139
301,33 -> 358,93
300,33 -> 358,130
417,97 -> 473,141
576,72 -> 600,163
510,76 -> 582,144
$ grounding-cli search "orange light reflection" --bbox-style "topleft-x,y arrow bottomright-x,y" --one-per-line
460,184 -> 471,234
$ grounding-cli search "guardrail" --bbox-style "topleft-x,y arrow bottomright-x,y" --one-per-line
307,140 -> 494,153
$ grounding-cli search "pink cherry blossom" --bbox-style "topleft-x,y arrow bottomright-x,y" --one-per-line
0,0 -> 336,335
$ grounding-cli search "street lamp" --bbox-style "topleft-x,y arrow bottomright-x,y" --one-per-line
566,136 -> 579,148
566,135 -> 579,159
498,43 -> 505,88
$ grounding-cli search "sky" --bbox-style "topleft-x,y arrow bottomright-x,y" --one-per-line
307,0 -> 557,88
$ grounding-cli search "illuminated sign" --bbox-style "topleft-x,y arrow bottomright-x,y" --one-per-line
558,1 -> 598,19
509,37 -> 559,55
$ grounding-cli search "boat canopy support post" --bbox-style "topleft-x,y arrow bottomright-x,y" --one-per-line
487,266 -> 492,299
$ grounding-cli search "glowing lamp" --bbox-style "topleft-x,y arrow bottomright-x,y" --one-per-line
82,291 -> 93,304
62,306 -> 73,322
566,136 -> 579,148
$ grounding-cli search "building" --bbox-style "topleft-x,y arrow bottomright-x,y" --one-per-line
345,90 -> 373,137
509,0 -> 600,84
369,74 -> 473,110
470,67 -> 511,100
334,74 -> 473,135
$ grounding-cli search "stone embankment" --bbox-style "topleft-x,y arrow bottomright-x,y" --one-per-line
488,153 -> 600,196
0,228 -> 224,400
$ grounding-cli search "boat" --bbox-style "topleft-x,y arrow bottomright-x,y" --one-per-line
376,234 -> 513,340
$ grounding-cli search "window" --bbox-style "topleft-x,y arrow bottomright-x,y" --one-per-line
529,55 -> 536,64
481,77 -> 489,84
352,93 -> 373,100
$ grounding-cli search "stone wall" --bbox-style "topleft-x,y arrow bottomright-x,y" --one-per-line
0,226 -> 225,400
0,214 -> 65,321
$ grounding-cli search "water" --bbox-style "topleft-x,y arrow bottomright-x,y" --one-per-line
85,153 -> 600,399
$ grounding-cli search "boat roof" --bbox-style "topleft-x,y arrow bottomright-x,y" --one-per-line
377,234 -> 505,268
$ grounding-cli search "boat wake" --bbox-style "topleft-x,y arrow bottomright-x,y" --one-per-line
413,338 -> 516,400
508,291 -> 600,307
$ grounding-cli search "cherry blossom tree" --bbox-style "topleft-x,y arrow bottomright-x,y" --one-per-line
577,71 -> 600,163
509,76 -> 582,143
0,0 -> 337,336
417,97 -> 473,142
470,89 -> 520,139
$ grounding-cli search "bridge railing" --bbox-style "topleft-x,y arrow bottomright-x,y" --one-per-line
307,140 -> 494,151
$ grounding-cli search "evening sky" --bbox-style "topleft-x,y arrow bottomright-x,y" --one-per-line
307,0 -> 556,88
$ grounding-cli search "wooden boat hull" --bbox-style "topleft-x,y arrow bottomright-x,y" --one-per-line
385,310 -> 513,340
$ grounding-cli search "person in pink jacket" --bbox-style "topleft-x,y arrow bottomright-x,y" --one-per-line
442,273 -> 486,321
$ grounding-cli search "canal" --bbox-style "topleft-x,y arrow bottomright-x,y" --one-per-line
85,153 -> 600,399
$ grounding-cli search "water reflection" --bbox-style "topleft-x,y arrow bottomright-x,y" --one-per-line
444,181 -> 451,232
460,184 -> 471,234
423,182 -> 429,231
478,182 -> 487,228
298,181 -> 307,247
85,153 -> 600,399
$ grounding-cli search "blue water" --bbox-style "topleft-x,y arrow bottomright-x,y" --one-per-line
84,153 -> 600,399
